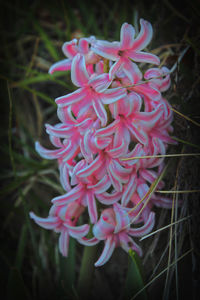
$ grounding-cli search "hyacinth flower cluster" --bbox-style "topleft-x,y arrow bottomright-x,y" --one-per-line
30,19 -> 176,267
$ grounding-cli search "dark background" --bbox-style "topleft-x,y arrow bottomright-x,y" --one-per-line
0,0 -> 200,299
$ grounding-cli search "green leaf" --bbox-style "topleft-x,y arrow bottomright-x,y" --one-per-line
60,238 -> 76,291
123,250 -> 147,300
21,86 -> 56,106
0,173 -> 33,197
34,22 -> 60,61
172,136 -> 200,150
15,225 -> 28,270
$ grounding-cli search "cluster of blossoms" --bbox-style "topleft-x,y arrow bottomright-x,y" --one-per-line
30,19 -> 176,267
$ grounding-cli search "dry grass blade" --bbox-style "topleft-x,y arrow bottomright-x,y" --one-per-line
169,45 -> 190,73
174,190 -> 179,299
171,137 -> 200,150
171,107 -> 200,127
140,215 -> 191,241
123,164 -> 168,229
155,190 -> 200,194
121,153 -> 200,161
130,248 -> 193,300
163,187 -> 175,299
163,146 -> 185,299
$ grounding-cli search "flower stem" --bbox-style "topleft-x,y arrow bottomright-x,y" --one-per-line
77,244 -> 98,299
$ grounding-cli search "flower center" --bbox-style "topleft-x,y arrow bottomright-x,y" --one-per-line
118,50 -> 124,57
89,85 -> 95,92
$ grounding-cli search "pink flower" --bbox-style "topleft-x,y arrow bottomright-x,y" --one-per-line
51,160 -> 121,223
98,92 -> 164,146
144,66 -> 171,92
76,141 -> 131,192
92,203 -> 155,266
30,202 -> 88,256
35,107 -> 111,163
30,17 -> 176,268
55,54 -> 127,126
49,36 -> 99,74
92,20 -> 160,83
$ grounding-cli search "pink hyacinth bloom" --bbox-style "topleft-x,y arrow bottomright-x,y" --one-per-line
98,92 -> 165,146
144,66 -> 171,92
76,140 -> 132,192
30,17 -> 176,269
52,160 -> 122,223
93,203 -> 155,266
121,151 -> 165,207
55,54 -> 127,126
92,19 -> 160,83
30,202 -> 89,256
35,107 -> 111,163
49,36 -> 99,74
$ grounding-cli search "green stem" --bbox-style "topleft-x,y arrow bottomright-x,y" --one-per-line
123,251 -> 147,300
77,244 -> 98,300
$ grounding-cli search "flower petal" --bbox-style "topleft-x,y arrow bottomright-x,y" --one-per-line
77,153 -> 103,178
49,59 -> 72,74
93,210 -> 115,240
78,237 -> 100,246
91,41 -> 120,61
58,229 -> 69,257
127,50 -> 160,65
96,119 -> 119,137
132,83 -> 161,102
86,192 -> 98,224
109,58 -> 123,79
71,54 -> 89,87
35,141 -> 69,160
122,58 -> 142,84
128,212 -> 155,237
89,73 -> 111,93
120,235 -> 143,256
107,168 -> 123,192
101,87 -> 127,105
107,140 -> 128,158
144,68 -> 163,79
94,136 -> 112,150
59,162 -> 71,191
92,96 -> 108,127
66,224 -> 89,238
55,88 -> 87,107
152,195 -> 173,209
88,175 -> 111,194
131,19 -> 153,51
62,39 -> 78,58
78,38 -> 89,54
109,159 -> 131,182
52,184 -> 83,206
49,135 -> 63,147
45,124 -> 74,138
126,122 -> 148,145
133,104 -> 164,127
94,236 -> 116,267
96,191 -> 122,205
29,212 -> 59,230
121,173 -> 137,206
120,23 -> 135,49
114,203 -> 130,233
